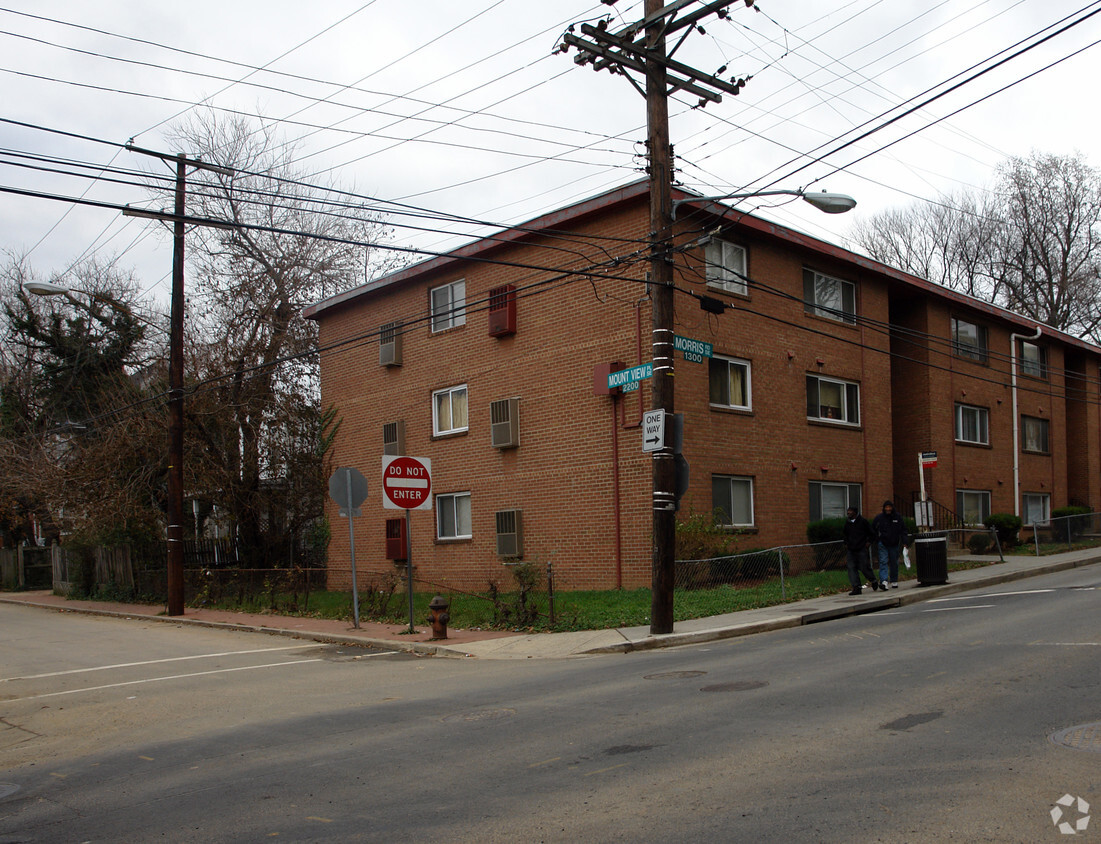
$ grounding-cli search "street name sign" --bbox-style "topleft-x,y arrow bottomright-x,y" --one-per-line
382,455 -> 433,510
607,362 -> 653,391
674,335 -> 713,363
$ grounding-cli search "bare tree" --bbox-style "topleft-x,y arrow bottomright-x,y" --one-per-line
161,113 -> 393,566
852,151 -> 1101,341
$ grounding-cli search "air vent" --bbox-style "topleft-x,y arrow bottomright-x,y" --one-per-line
490,397 -> 519,449
380,321 -> 403,366
488,284 -> 516,337
382,420 -> 405,456
495,509 -> 523,558
385,517 -> 407,560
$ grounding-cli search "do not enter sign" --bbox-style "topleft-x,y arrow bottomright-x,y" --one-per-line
382,455 -> 433,510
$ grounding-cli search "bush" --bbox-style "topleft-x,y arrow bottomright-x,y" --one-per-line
676,509 -> 737,560
806,517 -> 845,545
967,532 -> 992,555
984,513 -> 1022,548
1052,506 -> 1091,519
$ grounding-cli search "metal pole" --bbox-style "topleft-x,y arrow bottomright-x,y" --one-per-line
166,157 -> 186,617
647,0 -> 677,636
406,508 -> 415,634
547,561 -> 556,627
345,470 -> 360,629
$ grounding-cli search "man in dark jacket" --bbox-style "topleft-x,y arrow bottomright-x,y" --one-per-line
872,500 -> 909,589
842,506 -> 878,595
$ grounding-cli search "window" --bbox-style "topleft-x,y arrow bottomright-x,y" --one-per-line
956,489 -> 991,526
952,317 -> 988,362
430,279 -> 466,332
437,492 -> 471,540
809,482 -> 862,520
705,239 -> 747,296
1022,493 -> 1051,526
1020,341 -> 1047,379
433,385 -> 468,435
709,356 -> 751,410
382,420 -> 405,456
1021,415 -> 1049,453
803,269 -> 856,324
711,475 -> 754,527
955,404 -> 990,445
806,375 -> 860,425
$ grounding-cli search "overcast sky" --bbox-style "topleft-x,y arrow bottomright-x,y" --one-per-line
2,0 -> 1100,307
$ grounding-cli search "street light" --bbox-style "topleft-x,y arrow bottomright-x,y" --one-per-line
672,188 -> 857,219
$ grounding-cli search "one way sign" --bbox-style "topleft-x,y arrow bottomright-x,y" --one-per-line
642,409 -> 665,452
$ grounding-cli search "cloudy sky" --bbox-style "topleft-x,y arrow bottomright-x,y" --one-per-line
2,0 -> 1099,307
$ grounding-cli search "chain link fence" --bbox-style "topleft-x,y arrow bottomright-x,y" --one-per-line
1029,511 -> 1101,555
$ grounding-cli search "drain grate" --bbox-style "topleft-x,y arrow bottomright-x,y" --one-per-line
1051,722 -> 1101,752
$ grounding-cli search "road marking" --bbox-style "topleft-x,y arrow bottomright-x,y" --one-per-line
529,757 -> 561,768
306,817 -> 332,823
927,589 -> 1053,603
922,605 -> 995,612
1,645 -> 309,682
1030,642 -> 1101,646
584,763 -> 628,777
6,659 -> 323,702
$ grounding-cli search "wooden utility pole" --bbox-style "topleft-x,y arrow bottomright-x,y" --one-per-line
562,0 -> 747,635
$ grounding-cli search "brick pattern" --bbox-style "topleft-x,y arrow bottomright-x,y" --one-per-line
314,191 -> 1099,591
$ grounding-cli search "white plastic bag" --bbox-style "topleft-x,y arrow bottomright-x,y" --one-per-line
902,547 -> 911,569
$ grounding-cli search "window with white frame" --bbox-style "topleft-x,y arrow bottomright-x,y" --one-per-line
436,492 -> 472,540
955,403 -> 990,445
1022,493 -> 1050,526
1020,340 -> 1047,379
705,239 -> 747,296
711,475 -> 754,527
433,384 -> 468,435
709,355 -> 751,410
430,279 -> 466,332
1021,415 -> 1049,453
952,317 -> 988,362
809,482 -> 862,520
956,489 -> 991,526
806,375 -> 860,425
803,269 -> 856,324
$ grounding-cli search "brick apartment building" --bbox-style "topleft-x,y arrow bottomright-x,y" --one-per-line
305,180 -> 1101,591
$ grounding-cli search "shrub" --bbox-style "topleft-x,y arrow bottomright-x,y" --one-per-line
984,513 -> 1022,548
806,517 -> 845,545
676,509 -> 737,560
1052,506 -> 1091,519
966,532 -> 992,555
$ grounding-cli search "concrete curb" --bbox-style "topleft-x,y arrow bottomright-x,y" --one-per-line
579,555 -> 1101,655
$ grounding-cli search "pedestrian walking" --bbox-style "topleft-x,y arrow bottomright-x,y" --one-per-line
872,500 -> 909,589
842,506 -> 878,595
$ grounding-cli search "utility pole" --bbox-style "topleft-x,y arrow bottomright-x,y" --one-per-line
561,0 -> 747,635
123,146 -> 234,617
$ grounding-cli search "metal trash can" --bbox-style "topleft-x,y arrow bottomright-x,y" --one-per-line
914,535 -> 948,585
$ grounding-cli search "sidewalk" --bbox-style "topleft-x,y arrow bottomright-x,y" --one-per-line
3,548 -> 1099,659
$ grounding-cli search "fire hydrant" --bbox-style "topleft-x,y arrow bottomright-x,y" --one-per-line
427,594 -> 450,640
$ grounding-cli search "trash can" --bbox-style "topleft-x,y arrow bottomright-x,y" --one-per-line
914,535 -> 948,585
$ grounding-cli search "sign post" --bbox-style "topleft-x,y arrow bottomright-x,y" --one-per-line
382,456 -> 432,633
328,467 -> 368,628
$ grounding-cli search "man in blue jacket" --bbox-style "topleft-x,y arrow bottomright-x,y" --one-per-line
872,500 -> 909,589
842,506 -> 878,595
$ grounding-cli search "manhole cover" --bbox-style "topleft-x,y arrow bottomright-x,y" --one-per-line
700,680 -> 768,692
0,783 -> 19,800
1051,722 -> 1101,752
441,708 -> 516,724
643,670 -> 707,680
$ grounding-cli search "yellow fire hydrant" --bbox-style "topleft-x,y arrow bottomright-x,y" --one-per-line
427,595 -> 450,639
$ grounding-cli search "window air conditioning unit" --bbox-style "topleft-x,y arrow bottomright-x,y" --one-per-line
490,397 -> 519,449
379,321 -> 402,366
495,509 -> 523,558
385,517 -> 407,560
488,284 -> 516,337
382,420 -> 405,456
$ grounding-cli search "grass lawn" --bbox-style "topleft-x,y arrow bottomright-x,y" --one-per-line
183,556 -> 1002,633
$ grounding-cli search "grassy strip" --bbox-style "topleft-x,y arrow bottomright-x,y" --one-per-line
181,557 -> 996,632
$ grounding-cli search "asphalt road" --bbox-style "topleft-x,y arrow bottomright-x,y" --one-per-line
2,565 -> 1100,843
